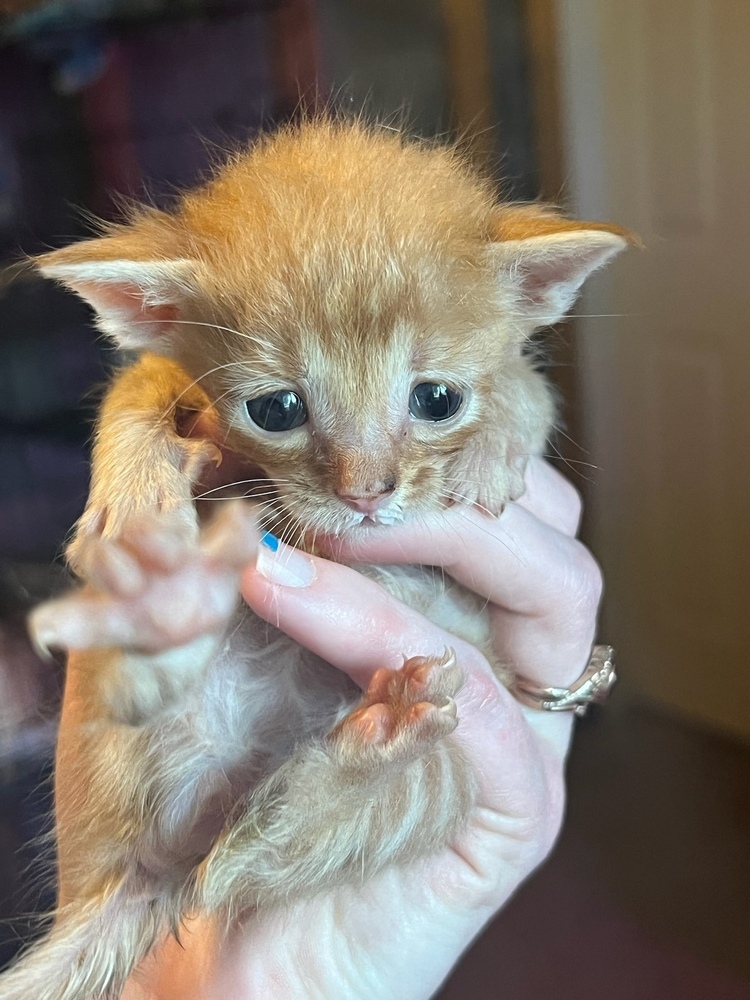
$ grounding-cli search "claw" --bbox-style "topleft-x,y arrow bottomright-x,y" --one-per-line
28,618 -> 56,662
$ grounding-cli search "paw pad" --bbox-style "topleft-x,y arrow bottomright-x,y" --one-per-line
332,649 -> 463,761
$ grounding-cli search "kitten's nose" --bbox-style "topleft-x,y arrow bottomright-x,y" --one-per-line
336,482 -> 396,515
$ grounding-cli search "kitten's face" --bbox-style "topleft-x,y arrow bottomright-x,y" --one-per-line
178,250 -> 528,542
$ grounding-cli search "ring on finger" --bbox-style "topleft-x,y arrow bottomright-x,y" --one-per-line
513,645 -> 617,717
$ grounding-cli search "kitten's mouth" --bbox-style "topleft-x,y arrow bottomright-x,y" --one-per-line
300,507 -> 407,553
354,510 -> 404,527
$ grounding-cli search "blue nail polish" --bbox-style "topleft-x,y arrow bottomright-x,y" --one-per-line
260,531 -> 280,552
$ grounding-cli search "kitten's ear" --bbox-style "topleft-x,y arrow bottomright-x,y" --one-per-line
488,206 -> 637,328
35,232 -> 197,351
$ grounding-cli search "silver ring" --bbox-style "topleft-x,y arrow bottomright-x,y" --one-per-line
513,645 -> 617,717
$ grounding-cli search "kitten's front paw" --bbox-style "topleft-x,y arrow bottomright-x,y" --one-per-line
331,650 -> 463,767
30,502 -> 257,656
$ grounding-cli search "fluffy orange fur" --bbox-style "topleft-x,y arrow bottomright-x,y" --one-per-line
0,120 -> 628,1000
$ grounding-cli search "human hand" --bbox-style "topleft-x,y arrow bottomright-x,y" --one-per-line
124,457 -> 601,1000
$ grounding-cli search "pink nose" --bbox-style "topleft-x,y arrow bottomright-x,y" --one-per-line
337,486 -> 395,515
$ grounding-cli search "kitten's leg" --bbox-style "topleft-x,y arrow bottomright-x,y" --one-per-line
1,357 -> 235,1000
67,352 -> 219,576
196,651 -> 475,916
3,670 -> 232,1000
4,510 -> 257,1000
39,505 -> 258,877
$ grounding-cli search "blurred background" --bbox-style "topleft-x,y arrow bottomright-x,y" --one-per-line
0,0 -> 748,996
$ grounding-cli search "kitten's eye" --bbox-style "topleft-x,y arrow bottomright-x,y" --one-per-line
246,391 -> 308,432
409,382 -> 462,422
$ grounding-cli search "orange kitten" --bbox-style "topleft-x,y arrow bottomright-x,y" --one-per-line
1,120 -> 629,1000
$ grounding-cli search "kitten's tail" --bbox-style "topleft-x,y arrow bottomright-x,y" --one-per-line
0,878 -> 175,1000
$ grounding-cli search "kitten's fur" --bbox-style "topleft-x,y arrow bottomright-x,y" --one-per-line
2,121 -> 628,1000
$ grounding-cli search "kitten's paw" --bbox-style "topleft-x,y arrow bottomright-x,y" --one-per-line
331,650 -> 463,766
30,502 -> 258,656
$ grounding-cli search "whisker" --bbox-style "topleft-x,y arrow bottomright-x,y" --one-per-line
436,497 -> 499,606
558,312 -> 635,319
194,492 -> 282,504
545,438 -> 595,483
220,411 -> 240,449
254,499 -> 294,535
441,489 -> 499,521
275,510 -> 300,551
193,382 -> 244,417
153,360 -> 258,423
448,505 -> 526,567
551,424 -> 590,455
441,482 -> 508,507
540,455 -> 599,470
138,317 -> 280,348
193,478 -> 293,501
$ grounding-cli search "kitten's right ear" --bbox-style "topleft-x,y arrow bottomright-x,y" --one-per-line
36,237 -> 197,352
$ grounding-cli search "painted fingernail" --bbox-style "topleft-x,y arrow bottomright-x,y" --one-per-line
256,533 -> 316,587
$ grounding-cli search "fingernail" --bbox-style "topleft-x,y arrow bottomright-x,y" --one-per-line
256,533 -> 316,587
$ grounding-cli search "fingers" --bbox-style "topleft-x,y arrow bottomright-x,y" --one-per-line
318,507 -> 598,687
244,544 -> 462,689
513,457 -> 583,536
312,460 -> 598,688
241,541 -> 574,813
320,459 -> 584,615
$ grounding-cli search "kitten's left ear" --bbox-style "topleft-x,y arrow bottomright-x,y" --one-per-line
488,207 -> 637,328
35,230 -> 197,352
